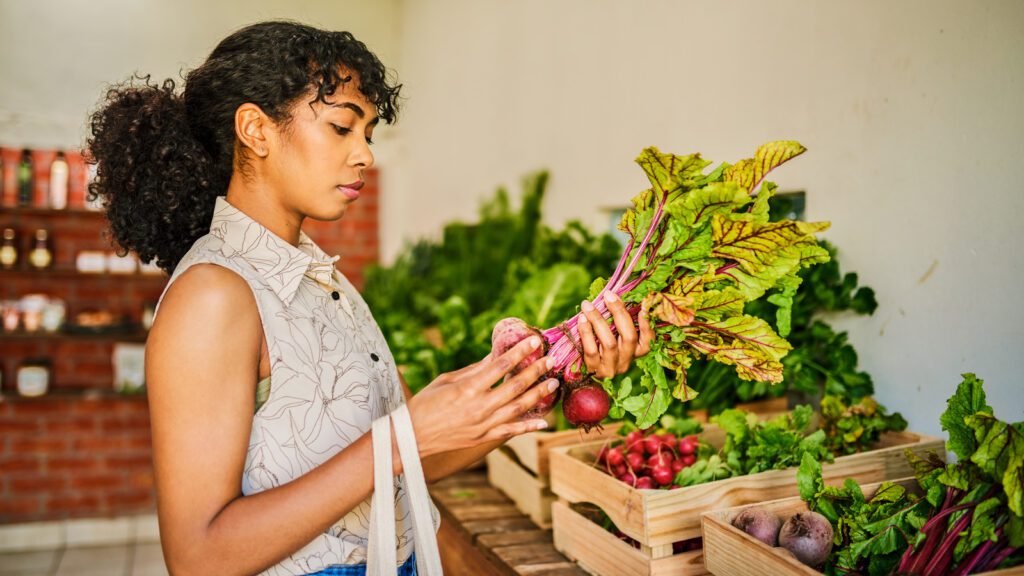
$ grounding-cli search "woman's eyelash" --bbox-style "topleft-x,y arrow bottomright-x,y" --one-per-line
332,124 -> 374,145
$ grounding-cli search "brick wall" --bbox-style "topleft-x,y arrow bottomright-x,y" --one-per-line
0,159 -> 380,523
0,396 -> 153,522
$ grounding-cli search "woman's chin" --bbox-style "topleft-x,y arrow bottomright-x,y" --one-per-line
306,202 -> 349,222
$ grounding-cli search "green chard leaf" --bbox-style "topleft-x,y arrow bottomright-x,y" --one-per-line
940,373 -> 993,461
723,140 -> 808,194
799,451 -> 824,501
666,181 -> 751,228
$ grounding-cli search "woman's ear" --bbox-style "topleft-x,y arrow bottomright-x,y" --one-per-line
234,103 -> 271,158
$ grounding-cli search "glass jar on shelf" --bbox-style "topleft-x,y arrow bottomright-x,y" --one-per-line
28,229 -> 52,269
0,228 -> 17,269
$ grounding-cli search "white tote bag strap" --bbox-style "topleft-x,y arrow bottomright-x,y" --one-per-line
391,403 -> 443,575
366,414 -> 397,576
366,406 -> 442,576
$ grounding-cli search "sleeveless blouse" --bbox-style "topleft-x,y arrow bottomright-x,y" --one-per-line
156,197 -> 439,575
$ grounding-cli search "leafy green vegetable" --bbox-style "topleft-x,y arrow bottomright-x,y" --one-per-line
821,395 -> 908,455
798,374 -> 1022,575
686,236 -> 878,417
540,142 -> 829,428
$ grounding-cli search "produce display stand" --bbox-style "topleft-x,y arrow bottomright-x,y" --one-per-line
488,397 -> 787,528
701,478 -> 1024,576
548,429 -> 944,576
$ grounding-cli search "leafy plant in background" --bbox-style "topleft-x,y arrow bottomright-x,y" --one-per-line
363,171 -> 622,394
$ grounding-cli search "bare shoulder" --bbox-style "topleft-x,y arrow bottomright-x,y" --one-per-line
148,263 -> 262,363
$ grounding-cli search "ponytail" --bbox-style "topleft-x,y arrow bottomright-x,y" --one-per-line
87,76 -> 222,274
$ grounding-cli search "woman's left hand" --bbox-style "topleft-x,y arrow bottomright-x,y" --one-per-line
577,292 -> 654,379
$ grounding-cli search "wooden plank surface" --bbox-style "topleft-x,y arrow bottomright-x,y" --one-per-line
430,469 -> 588,576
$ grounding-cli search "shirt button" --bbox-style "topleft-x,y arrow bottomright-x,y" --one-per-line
370,353 -> 380,362
331,291 -> 340,301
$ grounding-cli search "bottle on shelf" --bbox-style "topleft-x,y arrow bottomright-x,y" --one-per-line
0,228 -> 17,269
49,151 -> 69,209
28,229 -> 52,269
17,149 -> 33,206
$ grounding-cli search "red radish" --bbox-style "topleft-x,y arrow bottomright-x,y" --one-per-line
626,452 -> 645,471
643,436 -> 661,455
671,460 -> 685,474
618,471 -> 638,486
606,447 -> 624,467
612,464 -> 627,477
651,465 -> 674,486
681,454 -> 697,467
625,430 -> 643,450
563,384 -> 611,430
627,440 -> 646,456
635,476 -> 655,490
648,452 -> 671,469
678,438 -> 696,455
596,445 -> 609,463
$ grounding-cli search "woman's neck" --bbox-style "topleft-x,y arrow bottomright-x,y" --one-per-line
224,176 -> 304,246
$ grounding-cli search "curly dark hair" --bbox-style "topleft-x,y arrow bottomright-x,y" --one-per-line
87,21 -> 402,274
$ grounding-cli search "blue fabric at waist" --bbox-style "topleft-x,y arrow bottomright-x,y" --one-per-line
306,553 -> 417,576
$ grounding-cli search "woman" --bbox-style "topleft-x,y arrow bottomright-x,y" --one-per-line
88,21 -> 651,576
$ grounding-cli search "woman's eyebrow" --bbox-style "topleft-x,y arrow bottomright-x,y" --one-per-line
330,101 -> 379,126
331,101 -> 365,117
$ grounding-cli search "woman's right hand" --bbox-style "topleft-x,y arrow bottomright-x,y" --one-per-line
407,335 -> 557,458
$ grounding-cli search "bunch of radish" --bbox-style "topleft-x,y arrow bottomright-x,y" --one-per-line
595,428 -> 701,489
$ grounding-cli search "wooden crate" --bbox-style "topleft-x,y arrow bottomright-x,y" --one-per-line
702,477 -> 1024,576
504,423 -> 625,478
549,429 -> 945,550
486,446 -> 556,527
491,397 -> 788,528
553,500 -> 707,576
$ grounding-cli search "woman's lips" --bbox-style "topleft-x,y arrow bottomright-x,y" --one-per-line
338,180 -> 364,200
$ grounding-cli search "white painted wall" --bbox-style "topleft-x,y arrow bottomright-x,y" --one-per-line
2,0 -> 1021,436
0,0 -> 401,149
389,0 -> 1024,436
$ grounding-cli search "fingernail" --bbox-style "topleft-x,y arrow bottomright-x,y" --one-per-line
546,357 -> 556,369
547,379 -> 560,392
578,314 -> 589,324
606,292 -> 619,303
581,300 -> 595,312
529,336 -> 542,348
535,420 -> 549,430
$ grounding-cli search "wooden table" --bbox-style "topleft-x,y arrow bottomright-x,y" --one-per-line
429,468 -> 587,576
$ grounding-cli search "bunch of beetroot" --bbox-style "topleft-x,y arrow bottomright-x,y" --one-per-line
595,428 -> 701,489
491,141 -> 830,430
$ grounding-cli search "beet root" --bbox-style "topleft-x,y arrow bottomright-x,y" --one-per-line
732,506 -> 782,547
491,317 -> 545,375
523,381 -> 564,419
779,511 -> 834,567
563,384 -> 611,430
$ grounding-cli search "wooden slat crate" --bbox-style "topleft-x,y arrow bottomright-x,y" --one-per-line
549,429 -> 945,552
487,445 -> 557,527
702,477 -> 1024,576
553,501 -> 708,576
490,397 -> 788,527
